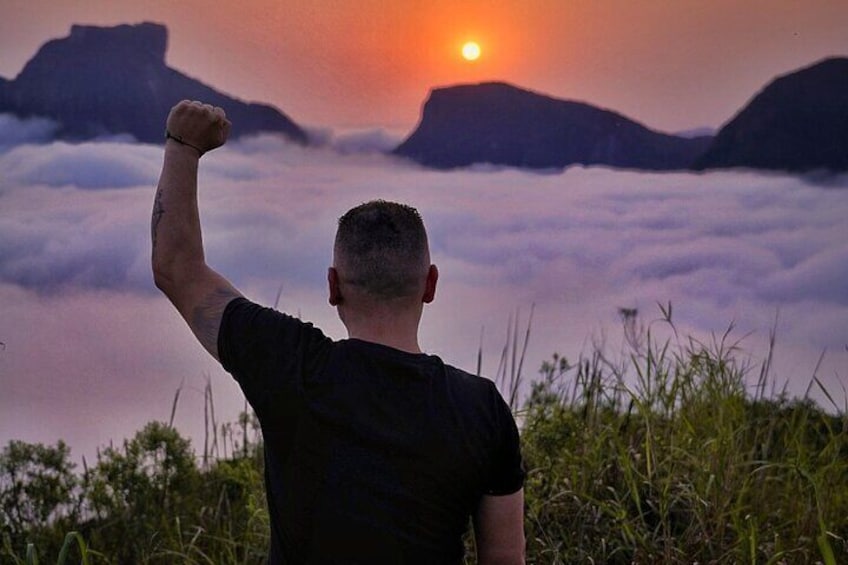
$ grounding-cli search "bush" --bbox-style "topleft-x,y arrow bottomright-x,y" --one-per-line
1,440 -> 79,559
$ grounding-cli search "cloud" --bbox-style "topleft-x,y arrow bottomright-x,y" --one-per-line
0,181 -> 153,292
2,141 -> 846,323
1,140 -> 161,189
1,139 -> 847,461
0,114 -> 58,151
301,126 -> 404,154
758,245 -> 848,305
330,128 -> 402,154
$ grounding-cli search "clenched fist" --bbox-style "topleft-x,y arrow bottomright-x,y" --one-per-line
165,100 -> 231,156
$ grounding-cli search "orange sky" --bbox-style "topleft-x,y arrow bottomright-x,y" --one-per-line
1,1 -> 847,132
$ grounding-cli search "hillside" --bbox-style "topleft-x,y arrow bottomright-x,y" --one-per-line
393,82 -> 712,170
695,57 -> 848,172
0,23 -> 307,144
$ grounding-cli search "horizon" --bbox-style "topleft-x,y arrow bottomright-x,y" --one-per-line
1,2 -> 847,132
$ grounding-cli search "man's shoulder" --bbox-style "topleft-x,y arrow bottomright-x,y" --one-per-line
219,296 -> 334,374
223,297 -> 330,338
438,361 -> 509,408
441,362 -> 494,388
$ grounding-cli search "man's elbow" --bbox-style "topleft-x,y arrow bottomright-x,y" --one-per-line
152,257 -> 179,298
152,267 -> 172,294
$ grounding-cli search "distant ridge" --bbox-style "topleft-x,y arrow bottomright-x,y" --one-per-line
0,23 -> 307,144
393,82 -> 712,170
695,57 -> 848,172
3,23 -> 845,175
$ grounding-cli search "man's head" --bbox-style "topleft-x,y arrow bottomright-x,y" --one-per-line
330,200 -> 436,308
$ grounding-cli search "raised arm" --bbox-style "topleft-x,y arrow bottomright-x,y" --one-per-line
151,100 -> 242,360
473,489 -> 526,565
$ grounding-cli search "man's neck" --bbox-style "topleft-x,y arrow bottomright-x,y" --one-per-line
339,303 -> 424,354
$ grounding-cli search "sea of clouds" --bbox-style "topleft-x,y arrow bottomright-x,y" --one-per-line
1,115 -> 846,462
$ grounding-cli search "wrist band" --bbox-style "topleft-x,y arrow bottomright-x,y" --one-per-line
165,130 -> 204,157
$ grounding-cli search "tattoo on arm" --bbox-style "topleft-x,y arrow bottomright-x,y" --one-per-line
191,284 -> 241,357
151,187 -> 165,251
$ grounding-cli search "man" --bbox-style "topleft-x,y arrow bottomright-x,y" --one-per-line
152,100 -> 525,564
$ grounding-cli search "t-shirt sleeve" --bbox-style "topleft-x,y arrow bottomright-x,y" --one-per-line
217,297 -> 332,413
486,383 -> 526,496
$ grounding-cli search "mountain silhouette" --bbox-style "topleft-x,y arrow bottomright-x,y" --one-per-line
393,82 -> 712,170
4,23 -> 844,174
0,22 -> 307,144
695,57 -> 848,172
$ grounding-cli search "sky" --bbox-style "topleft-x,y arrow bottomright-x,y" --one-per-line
1,1 -> 848,462
1,1 -> 848,132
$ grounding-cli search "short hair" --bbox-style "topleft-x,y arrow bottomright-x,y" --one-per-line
334,200 -> 430,299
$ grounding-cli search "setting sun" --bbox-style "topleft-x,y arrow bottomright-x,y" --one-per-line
461,41 -> 481,61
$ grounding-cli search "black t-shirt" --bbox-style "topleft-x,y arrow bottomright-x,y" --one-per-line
218,297 -> 524,564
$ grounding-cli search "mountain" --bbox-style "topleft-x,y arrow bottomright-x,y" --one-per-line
0,23 -> 307,144
393,82 -> 712,170
675,127 -> 717,139
694,58 -> 848,172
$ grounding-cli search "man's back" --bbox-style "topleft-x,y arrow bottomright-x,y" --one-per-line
219,298 -> 524,563
152,103 -> 525,563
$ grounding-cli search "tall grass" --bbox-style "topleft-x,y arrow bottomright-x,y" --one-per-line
520,305 -> 847,563
1,531 -> 97,565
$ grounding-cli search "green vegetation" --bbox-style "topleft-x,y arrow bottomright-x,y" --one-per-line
521,307 -> 847,564
2,307 -> 846,564
2,418 -> 268,564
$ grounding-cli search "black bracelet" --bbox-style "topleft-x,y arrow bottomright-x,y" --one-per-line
165,130 -> 204,157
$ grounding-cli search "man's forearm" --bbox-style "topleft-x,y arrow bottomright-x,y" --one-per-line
149,101 -> 237,360
151,140 -> 206,291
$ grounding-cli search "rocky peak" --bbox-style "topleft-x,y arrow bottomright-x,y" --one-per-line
394,82 -> 711,170
16,23 -> 168,85
68,22 -> 167,61
0,22 -> 307,144
694,57 -> 848,172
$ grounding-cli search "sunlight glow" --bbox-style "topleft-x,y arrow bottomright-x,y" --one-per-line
461,41 -> 481,61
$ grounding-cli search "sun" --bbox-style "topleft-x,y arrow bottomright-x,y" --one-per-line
461,41 -> 481,61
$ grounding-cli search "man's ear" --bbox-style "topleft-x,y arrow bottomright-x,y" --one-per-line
328,267 -> 342,306
422,264 -> 438,304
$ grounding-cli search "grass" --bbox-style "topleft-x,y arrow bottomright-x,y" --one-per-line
2,304 -> 846,563
1,531 -> 96,565
519,305 -> 847,564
